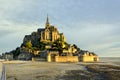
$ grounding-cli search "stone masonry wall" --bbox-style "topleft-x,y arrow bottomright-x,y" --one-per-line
55,56 -> 78,62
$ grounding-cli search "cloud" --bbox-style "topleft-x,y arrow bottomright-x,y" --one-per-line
0,20 -> 38,36
0,0 -> 47,53
0,20 -> 39,53
0,0 -> 120,57
0,0 -> 48,24
58,22 -> 120,57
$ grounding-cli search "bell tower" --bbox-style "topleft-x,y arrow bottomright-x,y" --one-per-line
45,15 -> 50,28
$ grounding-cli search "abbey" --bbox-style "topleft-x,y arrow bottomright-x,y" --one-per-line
2,16 -> 99,62
23,16 -> 66,43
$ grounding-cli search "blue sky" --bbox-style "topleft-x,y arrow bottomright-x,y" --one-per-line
0,0 -> 120,57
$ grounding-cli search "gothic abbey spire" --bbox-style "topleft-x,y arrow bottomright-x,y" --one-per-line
46,15 -> 49,24
45,15 -> 50,28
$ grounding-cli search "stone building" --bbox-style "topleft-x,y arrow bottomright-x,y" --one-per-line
23,16 -> 66,44
18,47 -> 33,60
3,53 -> 13,60
39,49 -> 78,62
79,51 -> 99,62
18,53 -> 33,60
47,50 -> 78,62
63,45 -> 77,54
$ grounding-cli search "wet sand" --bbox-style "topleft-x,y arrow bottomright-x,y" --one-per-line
3,58 -> 120,80
4,61 -> 86,80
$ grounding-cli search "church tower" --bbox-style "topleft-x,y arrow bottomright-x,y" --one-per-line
45,15 -> 50,28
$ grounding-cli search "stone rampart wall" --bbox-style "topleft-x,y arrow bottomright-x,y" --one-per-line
55,56 -> 78,62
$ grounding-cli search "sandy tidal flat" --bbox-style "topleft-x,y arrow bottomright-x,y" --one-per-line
4,59 -> 120,80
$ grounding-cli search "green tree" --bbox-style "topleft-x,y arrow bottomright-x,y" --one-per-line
53,38 -> 65,53
25,40 -> 33,49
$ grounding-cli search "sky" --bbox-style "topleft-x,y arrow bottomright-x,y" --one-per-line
0,0 -> 120,57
